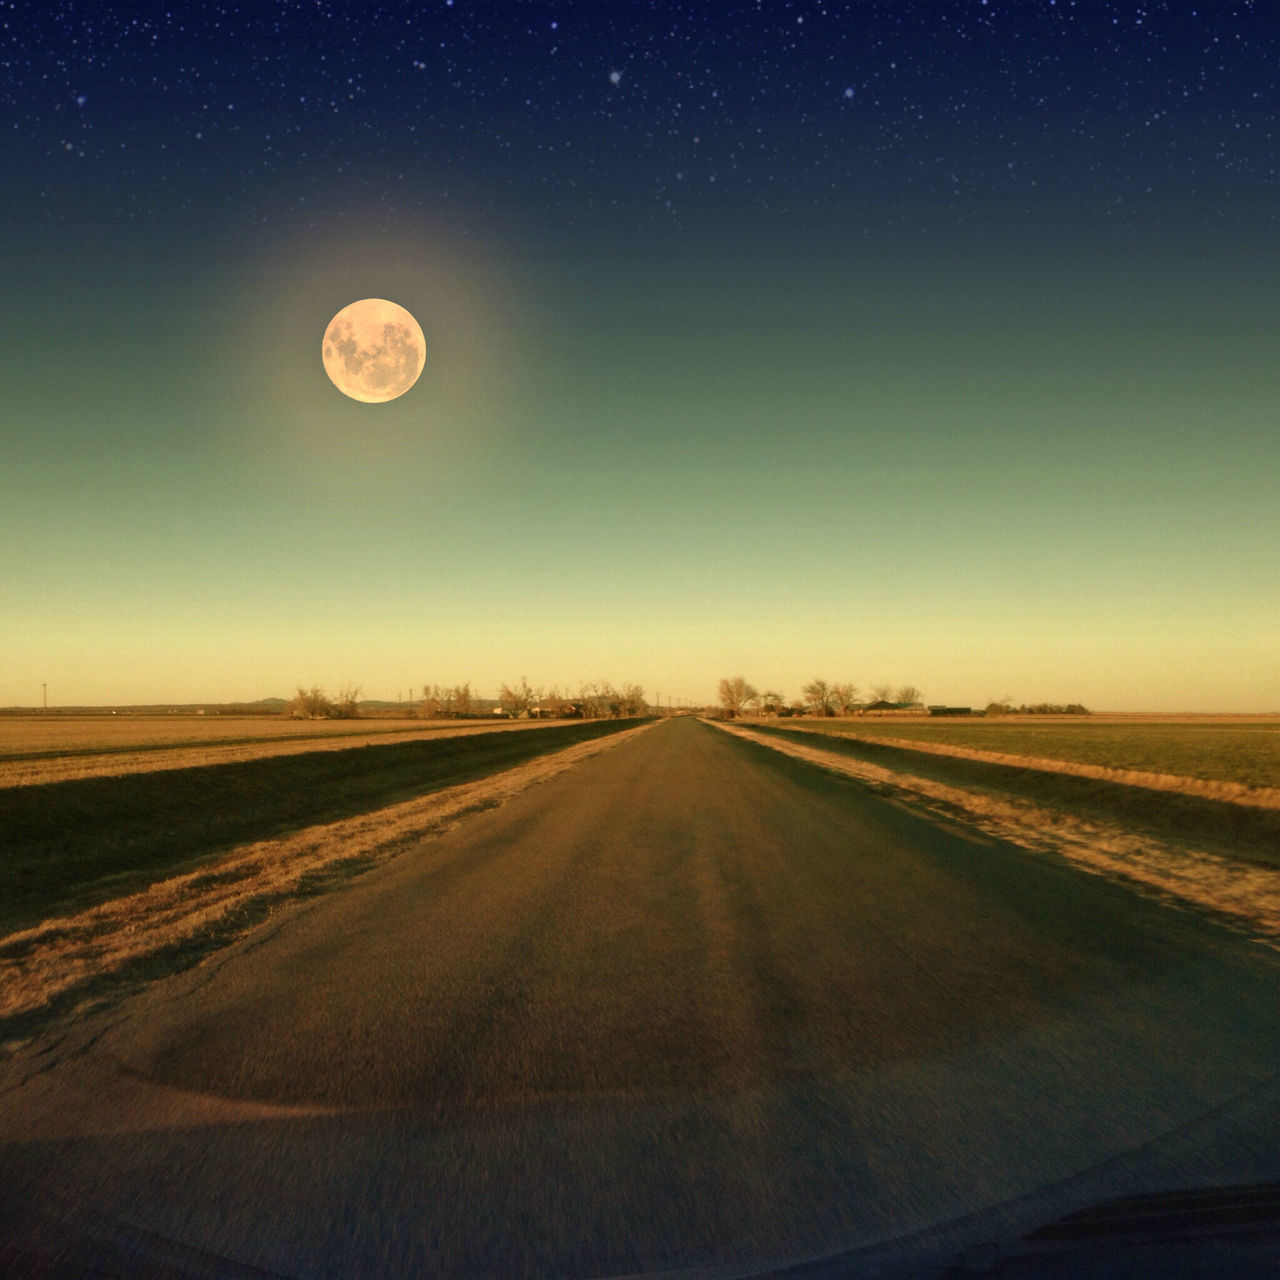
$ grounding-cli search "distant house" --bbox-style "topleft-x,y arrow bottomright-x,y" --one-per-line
928,705 -> 974,717
860,701 -> 927,716
529,702 -> 583,719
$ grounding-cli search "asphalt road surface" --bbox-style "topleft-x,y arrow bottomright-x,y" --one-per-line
2,717 -> 1278,1278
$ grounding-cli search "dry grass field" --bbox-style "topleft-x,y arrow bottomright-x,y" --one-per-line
772,715 -> 1280,796
0,713 -> 419,757
0,715 -> 568,788
0,718 -> 646,938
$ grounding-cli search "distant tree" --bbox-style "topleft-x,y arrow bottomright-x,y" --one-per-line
870,683 -> 894,704
499,676 -> 540,719
578,680 -> 607,719
605,683 -> 625,718
597,680 -> 618,718
896,685 -> 922,706
620,683 -> 648,716
760,689 -> 784,715
803,678 -> 834,717
332,683 -> 362,719
985,696 -> 1015,716
831,682 -> 860,715
452,683 -> 472,717
289,685 -> 332,718
717,676 -> 755,717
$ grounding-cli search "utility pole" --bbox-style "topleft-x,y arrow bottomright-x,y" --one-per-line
42,683 -> 47,717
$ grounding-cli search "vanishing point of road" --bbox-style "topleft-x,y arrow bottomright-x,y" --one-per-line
3,717 -> 1278,1278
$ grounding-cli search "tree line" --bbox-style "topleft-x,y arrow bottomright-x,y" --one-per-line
716,677 -> 923,718
288,684 -> 363,719
982,699 -> 1090,716
495,678 -> 648,719
286,679 -> 649,720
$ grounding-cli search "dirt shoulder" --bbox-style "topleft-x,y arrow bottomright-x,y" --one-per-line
716,720 -> 1280,945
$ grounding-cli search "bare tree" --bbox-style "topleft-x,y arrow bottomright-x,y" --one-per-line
803,678 -> 834,717
621,683 -> 648,716
870,683 -> 894,704
605,683 -> 625,718
499,676 -> 540,719
452,683 -> 472,717
760,689 -> 784,715
895,685 -> 922,705
289,685 -> 332,718
333,683 -> 362,719
831,682 -> 860,715
717,675 -> 756,717
578,680 -> 610,719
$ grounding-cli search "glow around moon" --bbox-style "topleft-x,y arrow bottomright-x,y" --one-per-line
322,298 -> 426,403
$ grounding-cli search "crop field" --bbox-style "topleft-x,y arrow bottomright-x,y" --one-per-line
0,713 -> 491,759
0,718 -> 646,938
780,716 -> 1280,792
0,715 -> 562,788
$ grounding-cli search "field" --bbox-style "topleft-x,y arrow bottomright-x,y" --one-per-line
0,714 -> 558,788
775,715 -> 1280,793
0,713 -> 441,758
0,718 -> 644,938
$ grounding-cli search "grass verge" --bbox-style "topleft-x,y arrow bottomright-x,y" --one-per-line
0,719 -> 646,936
740,723 -> 1280,870
717,721 -> 1280,944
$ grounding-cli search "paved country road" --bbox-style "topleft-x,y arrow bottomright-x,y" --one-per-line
2,718 -> 1278,1278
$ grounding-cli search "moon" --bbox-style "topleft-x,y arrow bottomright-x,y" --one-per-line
322,298 -> 425,403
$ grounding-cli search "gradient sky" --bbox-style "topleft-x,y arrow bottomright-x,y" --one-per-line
2,2 -> 1277,711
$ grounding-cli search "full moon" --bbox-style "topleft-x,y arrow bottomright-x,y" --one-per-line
322,298 -> 426,403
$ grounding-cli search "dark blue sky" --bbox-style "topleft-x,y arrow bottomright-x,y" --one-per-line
3,3 -> 1278,709
8,2 -> 1278,250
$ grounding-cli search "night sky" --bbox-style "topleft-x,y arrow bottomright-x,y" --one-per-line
3,2 -> 1277,710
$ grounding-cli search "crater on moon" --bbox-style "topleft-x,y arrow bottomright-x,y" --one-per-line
322,298 -> 425,403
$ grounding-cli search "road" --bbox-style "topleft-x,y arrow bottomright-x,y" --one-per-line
2,717 -> 1278,1278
